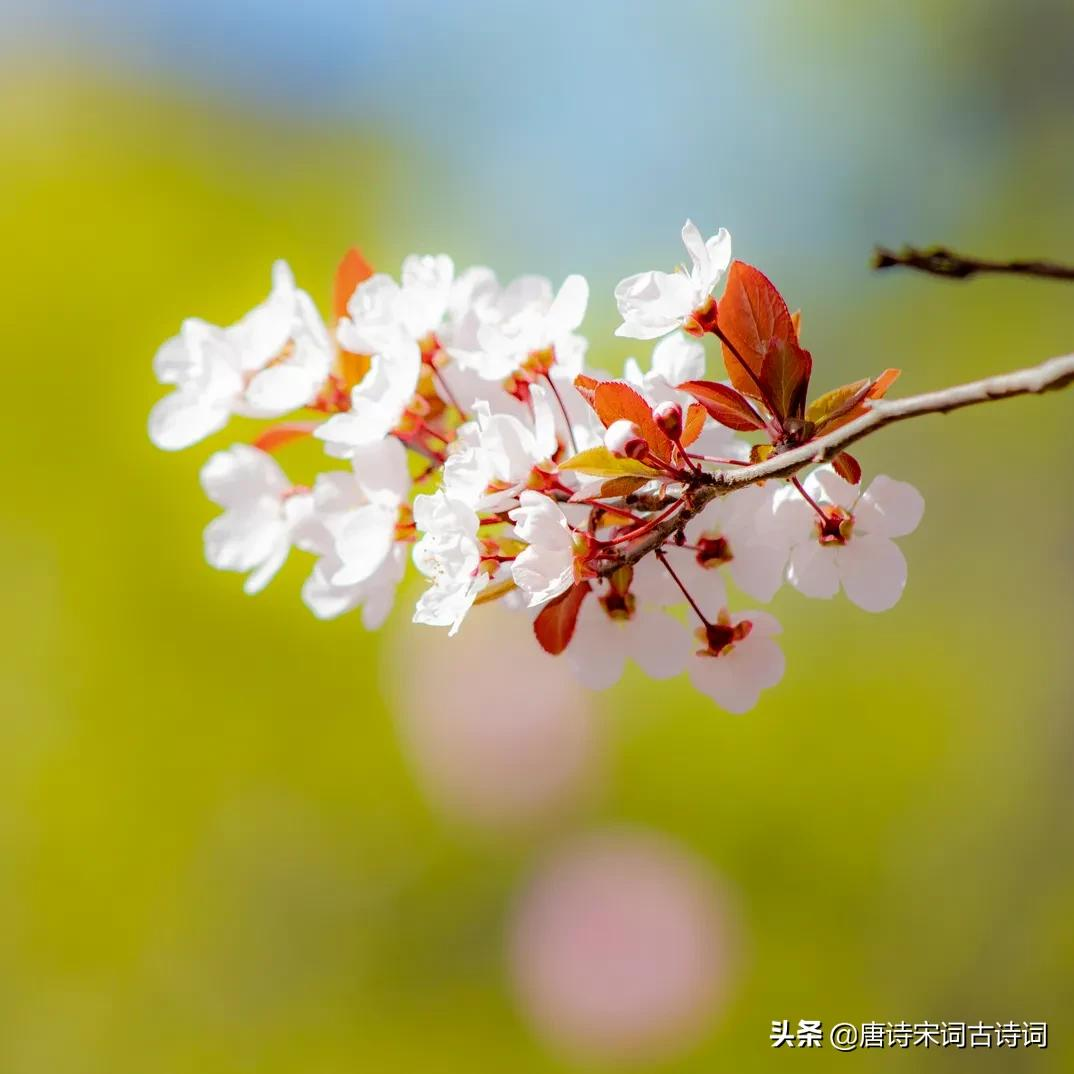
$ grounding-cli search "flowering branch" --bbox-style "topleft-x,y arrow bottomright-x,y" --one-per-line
873,244 -> 1074,282
603,351 -> 1074,571
149,220 -> 1074,713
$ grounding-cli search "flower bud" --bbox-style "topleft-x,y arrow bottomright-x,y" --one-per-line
652,400 -> 683,440
604,419 -> 648,460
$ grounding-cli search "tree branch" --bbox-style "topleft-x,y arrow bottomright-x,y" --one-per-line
873,245 -> 1074,282
604,352 -> 1074,572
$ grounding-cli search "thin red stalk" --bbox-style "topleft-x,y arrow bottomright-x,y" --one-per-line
655,548 -> 710,627
687,452 -> 750,466
673,437 -> 701,475
579,499 -> 645,523
604,499 -> 682,546
790,475 -> 829,523
543,373 -> 579,455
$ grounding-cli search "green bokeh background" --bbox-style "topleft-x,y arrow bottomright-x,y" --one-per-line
2,4 -> 1073,1070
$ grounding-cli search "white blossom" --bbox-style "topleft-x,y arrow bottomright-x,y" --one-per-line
768,470 -> 925,612
670,484 -> 788,603
444,272 -> 589,381
199,444 -> 313,594
688,610 -> 785,714
565,589 -> 692,690
614,221 -> 731,340
509,491 -> 577,607
442,384 -> 559,509
313,339 -> 422,458
412,490 -> 489,635
291,443 -> 409,629
150,262 -> 332,450
338,254 -> 455,354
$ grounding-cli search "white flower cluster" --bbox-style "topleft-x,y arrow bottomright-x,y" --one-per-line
150,224 -> 923,713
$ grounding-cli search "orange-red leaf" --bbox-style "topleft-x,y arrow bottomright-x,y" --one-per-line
679,402 -> 708,447
717,260 -> 796,401
760,338 -> 812,423
832,451 -> 862,485
573,373 -> 600,407
678,379 -> 766,432
818,368 -> 902,435
252,422 -> 319,453
533,582 -> 591,655
334,247 -> 374,322
593,381 -> 675,462
868,368 -> 900,400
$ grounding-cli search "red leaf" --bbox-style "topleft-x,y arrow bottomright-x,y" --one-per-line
334,247 -> 374,322
533,582 -> 591,655
573,373 -> 600,407
678,380 -> 766,432
593,381 -> 675,463
760,338 -> 812,424
832,451 -> 862,485
679,402 -> 708,447
717,261 -> 796,401
252,422 -> 319,453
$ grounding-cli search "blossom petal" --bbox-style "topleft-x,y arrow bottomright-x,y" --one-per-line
810,468 -> 859,510
839,534 -> 908,612
200,444 -> 288,508
855,475 -> 925,538
629,609 -> 692,680
148,390 -> 230,451
546,274 -> 589,335
788,540 -> 840,599
566,601 -> 626,689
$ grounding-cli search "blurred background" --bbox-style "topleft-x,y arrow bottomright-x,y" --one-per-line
2,0 -> 1073,1070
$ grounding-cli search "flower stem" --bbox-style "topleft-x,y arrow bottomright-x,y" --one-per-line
687,452 -> 750,466
604,500 -> 682,545
790,475 -> 829,523
655,547 -> 710,627
543,373 -> 579,455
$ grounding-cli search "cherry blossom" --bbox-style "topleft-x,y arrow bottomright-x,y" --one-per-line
444,272 -> 589,382
615,221 -> 732,341
149,261 -> 331,450
313,339 -> 422,458
688,609 -> 786,714
442,383 -> 559,508
199,444 -> 313,594
769,469 -> 925,612
669,484 -> 788,603
510,491 -> 579,607
338,253 -> 455,354
411,490 -> 490,635
564,582 -> 693,690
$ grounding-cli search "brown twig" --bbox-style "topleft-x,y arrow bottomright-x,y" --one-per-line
599,352 -> 1074,574
873,245 -> 1074,282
